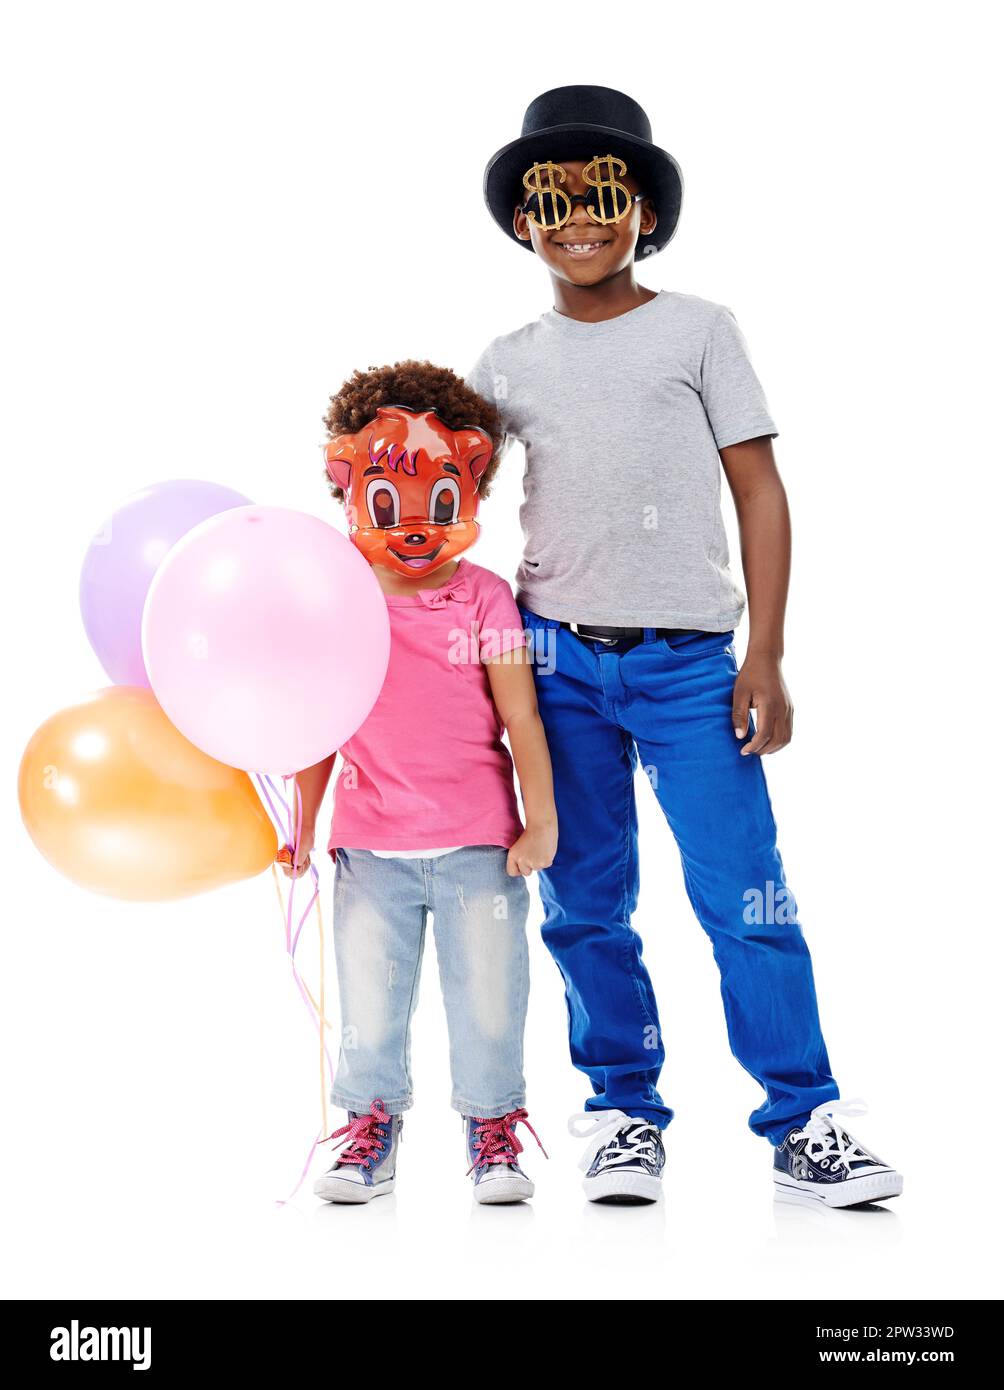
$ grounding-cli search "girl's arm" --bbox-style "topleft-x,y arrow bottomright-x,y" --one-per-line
486,646 -> 558,877
281,753 -> 336,877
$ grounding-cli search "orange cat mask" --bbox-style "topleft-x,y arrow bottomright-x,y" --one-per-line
324,406 -> 494,577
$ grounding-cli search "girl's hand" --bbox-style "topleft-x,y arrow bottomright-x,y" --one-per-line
506,821 -> 558,877
278,828 -> 315,879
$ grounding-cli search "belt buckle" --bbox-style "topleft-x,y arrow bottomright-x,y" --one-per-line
570,621 -> 620,646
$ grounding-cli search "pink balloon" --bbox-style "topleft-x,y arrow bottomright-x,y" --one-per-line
142,507 -> 390,774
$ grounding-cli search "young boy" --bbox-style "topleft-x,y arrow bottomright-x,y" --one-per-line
467,84 -> 903,1206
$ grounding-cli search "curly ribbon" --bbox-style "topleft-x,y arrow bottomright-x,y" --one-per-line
255,773 -> 337,1205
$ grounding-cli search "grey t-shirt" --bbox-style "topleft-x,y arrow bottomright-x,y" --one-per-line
466,289 -> 778,629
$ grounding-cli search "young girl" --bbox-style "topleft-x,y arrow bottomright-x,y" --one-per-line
283,361 -> 557,1205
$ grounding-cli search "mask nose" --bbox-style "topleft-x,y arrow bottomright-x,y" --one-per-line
404,531 -> 428,546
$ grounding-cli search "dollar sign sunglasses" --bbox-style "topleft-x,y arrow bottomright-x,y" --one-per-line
519,155 -> 646,230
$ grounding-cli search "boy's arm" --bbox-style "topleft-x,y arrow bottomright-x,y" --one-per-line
485,648 -> 558,877
281,753 -> 336,877
720,435 -> 794,756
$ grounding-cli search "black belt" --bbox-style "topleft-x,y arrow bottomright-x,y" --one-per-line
561,621 -> 695,646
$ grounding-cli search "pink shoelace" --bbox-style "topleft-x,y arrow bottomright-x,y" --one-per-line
322,1099 -> 392,1168
466,1107 -> 549,1175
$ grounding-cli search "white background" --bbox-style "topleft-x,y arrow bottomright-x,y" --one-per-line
3,0 -> 1001,1302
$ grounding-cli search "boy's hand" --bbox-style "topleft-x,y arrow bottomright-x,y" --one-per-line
506,821 -> 558,877
277,827 -> 314,879
732,654 -> 793,756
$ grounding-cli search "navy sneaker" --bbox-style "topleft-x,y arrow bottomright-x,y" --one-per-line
570,1109 -> 666,1203
313,1099 -> 401,1204
773,1100 -> 903,1207
464,1107 -> 547,1204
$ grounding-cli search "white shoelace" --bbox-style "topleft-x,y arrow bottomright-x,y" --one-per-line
568,1110 -> 662,1173
790,1098 -> 883,1172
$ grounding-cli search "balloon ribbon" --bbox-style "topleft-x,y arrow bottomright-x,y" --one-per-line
256,773 -> 338,1205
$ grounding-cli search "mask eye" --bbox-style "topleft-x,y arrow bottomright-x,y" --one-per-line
429,478 -> 461,525
365,478 -> 399,529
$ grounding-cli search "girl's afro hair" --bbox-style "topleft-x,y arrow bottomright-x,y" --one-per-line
322,359 -> 505,502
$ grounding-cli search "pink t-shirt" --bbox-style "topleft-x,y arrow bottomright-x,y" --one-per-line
327,558 -> 528,855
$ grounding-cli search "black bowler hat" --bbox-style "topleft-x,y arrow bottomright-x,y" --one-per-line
482,85 -> 684,260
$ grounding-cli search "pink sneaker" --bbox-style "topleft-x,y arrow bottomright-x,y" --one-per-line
314,1099 -> 401,1204
464,1108 -> 547,1204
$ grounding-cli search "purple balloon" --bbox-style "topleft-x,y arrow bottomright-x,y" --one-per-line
80,480 -> 252,686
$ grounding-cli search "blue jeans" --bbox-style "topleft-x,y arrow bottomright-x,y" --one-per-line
518,607 -> 839,1144
329,845 -> 531,1117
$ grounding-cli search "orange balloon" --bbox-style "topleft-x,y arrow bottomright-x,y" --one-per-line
18,686 -> 278,901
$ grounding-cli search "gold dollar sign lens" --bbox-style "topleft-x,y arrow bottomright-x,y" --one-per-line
522,161 -> 572,229
582,154 -> 631,224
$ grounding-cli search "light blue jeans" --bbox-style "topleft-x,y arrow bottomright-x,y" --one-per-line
329,845 -> 531,1118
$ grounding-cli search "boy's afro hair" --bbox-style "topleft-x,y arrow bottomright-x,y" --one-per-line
322,359 -> 504,503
